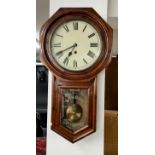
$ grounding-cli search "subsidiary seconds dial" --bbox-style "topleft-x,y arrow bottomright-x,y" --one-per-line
49,20 -> 102,71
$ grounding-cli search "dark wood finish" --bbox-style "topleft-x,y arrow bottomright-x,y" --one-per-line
40,8 -> 113,81
39,8 -> 113,143
51,76 -> 97,143
104,57 -> 118,154
105,56 -> 118,110
104,110 -> 118,155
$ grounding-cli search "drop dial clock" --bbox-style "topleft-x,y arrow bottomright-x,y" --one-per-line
40,8 -> 113,143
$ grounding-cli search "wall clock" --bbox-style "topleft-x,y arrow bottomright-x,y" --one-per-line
40,8 -> 113,143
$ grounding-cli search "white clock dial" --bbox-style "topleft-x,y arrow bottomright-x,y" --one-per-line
50,20 -> 102,71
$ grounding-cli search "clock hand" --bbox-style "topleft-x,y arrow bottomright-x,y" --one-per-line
56,43 -> 77,56
68,51 -> 73,57
67,46 -> 76,58
63,43 -> 77,52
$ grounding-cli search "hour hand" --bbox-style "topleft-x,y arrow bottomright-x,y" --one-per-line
55,43 -> 77,56
55,50 -> 63,57
68,51 -> 72,57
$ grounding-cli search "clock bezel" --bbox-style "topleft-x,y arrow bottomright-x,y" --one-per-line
40,8 -> 113,81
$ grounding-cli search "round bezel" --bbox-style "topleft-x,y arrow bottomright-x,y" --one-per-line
40,8 -> 113,80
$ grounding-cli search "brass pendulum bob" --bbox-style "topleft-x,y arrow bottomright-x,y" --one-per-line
66,94 -> 82,123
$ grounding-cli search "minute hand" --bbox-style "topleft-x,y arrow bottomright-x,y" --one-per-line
56,43 -> 77,56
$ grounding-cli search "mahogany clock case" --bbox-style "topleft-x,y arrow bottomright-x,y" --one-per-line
39,8 -> 113,143
40,8 -> 113,81
51,76 -> 97,143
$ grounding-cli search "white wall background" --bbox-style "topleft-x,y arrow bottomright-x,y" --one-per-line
112,29 -> 118,56
49,0 -> 108,19
108,0 -> 118,17
36,0 -> 49,38
108,0 -> 118,56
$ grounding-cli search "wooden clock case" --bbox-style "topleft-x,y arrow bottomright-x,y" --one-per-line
40,8 -> 113,143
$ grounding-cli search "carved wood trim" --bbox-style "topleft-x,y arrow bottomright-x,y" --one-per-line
51,76 -> 97,143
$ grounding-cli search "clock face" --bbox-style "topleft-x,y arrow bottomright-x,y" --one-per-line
48,20 -> 102,71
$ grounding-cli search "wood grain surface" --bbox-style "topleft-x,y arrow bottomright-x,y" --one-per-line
104,110 -> 118,155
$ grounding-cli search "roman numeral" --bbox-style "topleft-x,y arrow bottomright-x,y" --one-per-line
56,34 -> 63,38
63,57 -> 69,65
87,50 -> 95,58
88,33 -> 95,38
90,43 -> 98,47
83,58 -> 88,64
63,24 -> 69,32
53,43 -> 61,47
83,25 -> 87,32
73,22 -> 78,30
73,60 -> 77,68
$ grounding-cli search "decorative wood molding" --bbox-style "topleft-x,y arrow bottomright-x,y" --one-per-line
51,76 -> 97,143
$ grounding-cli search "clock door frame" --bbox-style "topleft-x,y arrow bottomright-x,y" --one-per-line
51,76 -> 97,143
